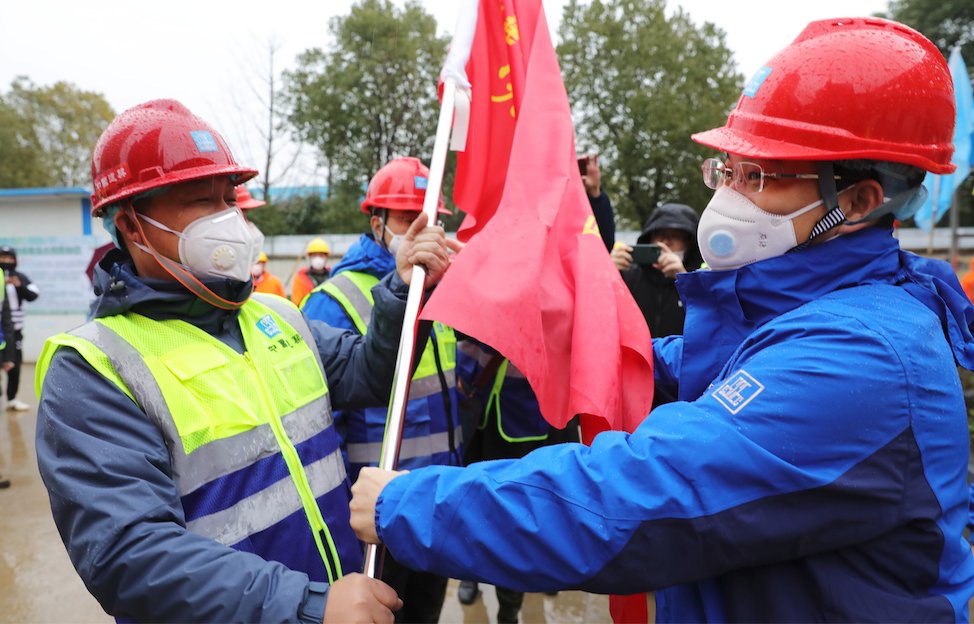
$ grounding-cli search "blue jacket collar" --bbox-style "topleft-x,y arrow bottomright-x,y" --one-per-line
675,226 -> 974,400
331,233 -> 396,279
89,249 -> 252,338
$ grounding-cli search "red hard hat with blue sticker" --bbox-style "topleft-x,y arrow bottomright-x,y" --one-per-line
360,156 -> 450,215
90,99 -> 258,215
692,17 -> 956,174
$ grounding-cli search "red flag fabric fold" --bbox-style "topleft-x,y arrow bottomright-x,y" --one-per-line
422,0 -> 653,432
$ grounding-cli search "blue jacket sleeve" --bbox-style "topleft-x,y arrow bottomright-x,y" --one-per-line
375,311 -> 923,594
302,287 -> 358,332
307,272 -> 408,410
36,348 -> 329,623
652,335 -> 682,399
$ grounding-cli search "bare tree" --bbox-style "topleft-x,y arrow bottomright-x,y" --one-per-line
217,38 -> 320,202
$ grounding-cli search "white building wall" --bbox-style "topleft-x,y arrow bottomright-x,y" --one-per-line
0,189 -> 110,365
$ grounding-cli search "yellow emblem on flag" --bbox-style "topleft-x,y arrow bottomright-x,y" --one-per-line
504,15 -> 520,46
583,215 -> 601,237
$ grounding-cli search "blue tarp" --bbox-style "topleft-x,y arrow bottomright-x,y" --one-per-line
915,48 -> 974,230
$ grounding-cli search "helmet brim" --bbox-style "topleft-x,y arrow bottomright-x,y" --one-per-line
92,165 -> 258,216
692,126 -> 956,176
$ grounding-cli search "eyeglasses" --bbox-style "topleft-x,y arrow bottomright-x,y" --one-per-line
701,158 -> 842,193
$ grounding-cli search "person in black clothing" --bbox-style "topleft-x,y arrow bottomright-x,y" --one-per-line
580,153 -> 615,251
0,246 -> 39,411
611,203 -> 702,339
0,270 -> 16,489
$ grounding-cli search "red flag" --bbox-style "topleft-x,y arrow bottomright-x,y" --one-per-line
452,0 -> 539,242
423,1 -> 653,432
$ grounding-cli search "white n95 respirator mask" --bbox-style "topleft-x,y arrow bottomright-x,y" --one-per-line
136,208 -> 262,282
697,186 -> 834,271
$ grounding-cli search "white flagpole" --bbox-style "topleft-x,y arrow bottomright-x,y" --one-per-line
363,0 -> 477,579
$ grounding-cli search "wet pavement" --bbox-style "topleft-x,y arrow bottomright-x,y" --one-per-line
0,364 -> 109,623
0,364 -> 610,623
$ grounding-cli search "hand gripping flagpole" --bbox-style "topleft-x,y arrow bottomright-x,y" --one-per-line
364,10 -> 474,572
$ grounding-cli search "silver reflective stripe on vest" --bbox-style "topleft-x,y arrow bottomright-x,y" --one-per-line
326,274 -> 374,328
505,361 -> 527,379
346,425 -> 463,465
187,447 -> 346,545
68,321 -> 339,497
68,321 -> 191,477
459,340 -> 491,367
175,396 -> 332,495
410,369 -> 456,399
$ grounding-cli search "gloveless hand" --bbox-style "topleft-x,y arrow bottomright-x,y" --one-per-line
653,241 -> 687,278
350,467 -> 408,544
395,213 -> 464,287
322,573 -> 402,624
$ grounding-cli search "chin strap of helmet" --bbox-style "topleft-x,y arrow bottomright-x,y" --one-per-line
124,203 -> 247,310
790,162 -> 849,252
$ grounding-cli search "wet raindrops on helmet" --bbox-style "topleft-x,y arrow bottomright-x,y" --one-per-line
691,17 -> 956,175
90,99 -> 258,216
361,157 -> 451,215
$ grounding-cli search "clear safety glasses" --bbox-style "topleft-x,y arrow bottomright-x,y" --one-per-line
701,157 -> 842,193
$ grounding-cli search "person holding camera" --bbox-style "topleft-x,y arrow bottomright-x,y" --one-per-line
610,203 -> 702,339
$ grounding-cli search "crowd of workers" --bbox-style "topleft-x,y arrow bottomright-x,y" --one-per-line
12,14 -> 974,624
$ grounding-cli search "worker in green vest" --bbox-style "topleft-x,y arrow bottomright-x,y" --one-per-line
302,156 -> 460,624
34,100 -> 456,623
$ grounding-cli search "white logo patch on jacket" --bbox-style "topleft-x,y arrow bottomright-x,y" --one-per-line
712,370 -> 764,414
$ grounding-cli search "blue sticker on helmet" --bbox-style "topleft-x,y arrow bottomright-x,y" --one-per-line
191,130 -> 219,153
414,175 -> 428,190
743,66 -> 773,98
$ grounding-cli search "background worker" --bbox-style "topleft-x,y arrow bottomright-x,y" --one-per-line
0,246 -> 39,411
252,251 -> 287,297
235,185 -> 265,215
302,156 -> 461,624
34,99 -> 456,623
349,18 -> 974,620
579,152 -> 615,251
611,203 -> 703,339
292,238 -> 332,306
0,265 -> 15,488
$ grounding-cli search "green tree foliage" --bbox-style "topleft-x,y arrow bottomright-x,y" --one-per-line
248,195 -> 367,236
557,0 -> 742,227
3,77 -> 115,187
881,0 -> 974,81
283,0 -> 450,222
0,99 -> 49,187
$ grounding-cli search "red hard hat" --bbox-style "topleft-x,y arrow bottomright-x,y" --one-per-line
692,18 -> 956,174
235,186 -> 266,210
360,157 -> 451,215
90,99 -> 258,216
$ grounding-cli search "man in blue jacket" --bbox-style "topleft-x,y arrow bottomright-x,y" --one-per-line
349,18 -> 974,620
34,100 -> 454,623
303,156 -> 461,624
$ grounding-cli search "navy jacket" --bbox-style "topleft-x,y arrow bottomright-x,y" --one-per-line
374,227 -> 974,621
36,250 -> 408,622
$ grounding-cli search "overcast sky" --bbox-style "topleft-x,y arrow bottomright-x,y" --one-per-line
3,0 -> 889,188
